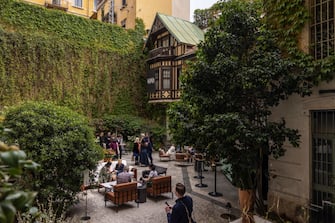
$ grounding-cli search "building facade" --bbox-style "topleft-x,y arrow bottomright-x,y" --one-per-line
144,13 -> 203,103
96,0 -> 190,30
22,0 -> 97,18
268,1 -> 335,222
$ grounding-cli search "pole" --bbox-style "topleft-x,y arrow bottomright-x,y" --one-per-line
81,189 -> 90,221
209,163 -> 222,197
109,0 -> 114,24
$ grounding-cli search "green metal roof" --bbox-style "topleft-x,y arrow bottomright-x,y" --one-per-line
155,13 -> 204,45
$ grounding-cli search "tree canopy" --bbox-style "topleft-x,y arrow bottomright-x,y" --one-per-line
2,101 -> 102,211
168,0 -> 323,193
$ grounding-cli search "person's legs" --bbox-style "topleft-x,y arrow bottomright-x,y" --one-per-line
134,153 -> 139,165
148,151 -> 153,164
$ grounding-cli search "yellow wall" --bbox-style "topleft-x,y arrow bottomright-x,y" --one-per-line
136,0 -> 172,30
22,0 -> 96,18
95,0 -> 189,30
114,0 -> 136,28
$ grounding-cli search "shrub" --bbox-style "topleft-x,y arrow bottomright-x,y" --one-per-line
2,101 -> 103,212
0,142 -> 39,223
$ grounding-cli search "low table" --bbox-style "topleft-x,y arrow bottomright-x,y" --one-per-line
136,182 -> 147,203
99,181 -> 116,193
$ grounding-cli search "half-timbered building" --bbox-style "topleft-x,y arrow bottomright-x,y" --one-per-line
144,13 -> 204,103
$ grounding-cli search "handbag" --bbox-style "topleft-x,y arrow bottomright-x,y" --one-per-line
180,201 -> 196,223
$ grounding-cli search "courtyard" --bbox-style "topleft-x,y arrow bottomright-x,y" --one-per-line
69,151 -> 240,223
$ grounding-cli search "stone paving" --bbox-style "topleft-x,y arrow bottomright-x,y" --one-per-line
68,151 -> 241,223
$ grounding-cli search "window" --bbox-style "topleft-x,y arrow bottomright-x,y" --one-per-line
311,110 -> 335,222
310,0 -> 335,59
52,0 -> 60,5
122,0 -> 126,6
121,19 -> 126,28
74,0 -> 82,8
154,70 -> 159,90
162,37 -> 169,47
177,67 -> 182,90
162,69 -> 171,89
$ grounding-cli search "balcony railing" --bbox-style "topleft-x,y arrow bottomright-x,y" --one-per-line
148,89 -> 181,103
45,0 -> 69,11
148,46 -> 174,58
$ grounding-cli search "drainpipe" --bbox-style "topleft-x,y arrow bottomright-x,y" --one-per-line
109,0 -> 114,24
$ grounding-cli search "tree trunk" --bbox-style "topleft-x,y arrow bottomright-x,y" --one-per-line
239,189 -> 255,223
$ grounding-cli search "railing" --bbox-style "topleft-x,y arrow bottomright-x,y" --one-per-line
149,46 -> 174,58
45,0 -> 69,11
148,89 -> 181,102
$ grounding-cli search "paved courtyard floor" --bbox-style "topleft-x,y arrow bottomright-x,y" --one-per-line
68,151 -> 241,223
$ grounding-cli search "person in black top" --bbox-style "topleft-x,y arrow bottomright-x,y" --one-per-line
133,137 -> 141,165
165,183 -> 195,223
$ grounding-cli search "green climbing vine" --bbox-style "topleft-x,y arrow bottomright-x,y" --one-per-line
263,0 -> 335,90
0,0 -> 148,118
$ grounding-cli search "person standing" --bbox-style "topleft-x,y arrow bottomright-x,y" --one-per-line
117,134 -> 125,157
146,132 -> 153,164
140,133 -> 149,166
98,131 -> 106,148
165,183 -> 195,223
111,133 -> 120,159
106,132 -> 112,149
133,137 -> 141,165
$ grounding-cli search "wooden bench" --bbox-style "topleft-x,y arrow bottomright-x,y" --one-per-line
159,150 -> 171,161
147,175 -> 173,199
105,181 -> 139,212
175,153 -> 188,162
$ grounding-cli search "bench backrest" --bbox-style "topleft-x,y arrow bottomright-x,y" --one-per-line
151,175 -> 171,195
175,153 -> 187,159
112,182 -> 137,204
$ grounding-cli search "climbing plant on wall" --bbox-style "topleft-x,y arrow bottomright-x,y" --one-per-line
0,0 -> 148,118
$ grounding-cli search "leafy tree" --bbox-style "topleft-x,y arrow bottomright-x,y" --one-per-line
2,101 -> 103,213
168,0 -> 333,220
0,142 -> 39,223
193,8 -> 214,29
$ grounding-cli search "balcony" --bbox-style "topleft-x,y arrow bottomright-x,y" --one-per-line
148,89 -> 181,103
147,46 -> 175,62
45,0 -> 68,11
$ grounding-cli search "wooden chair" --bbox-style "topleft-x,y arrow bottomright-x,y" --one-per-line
104,181 -> 139,212
147,175 -> 173,199
159,149 -> 171,161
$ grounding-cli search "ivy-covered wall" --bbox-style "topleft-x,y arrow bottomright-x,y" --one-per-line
0,0 -> 147,118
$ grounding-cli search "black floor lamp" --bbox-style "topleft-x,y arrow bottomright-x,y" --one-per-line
81,187 -> 91,221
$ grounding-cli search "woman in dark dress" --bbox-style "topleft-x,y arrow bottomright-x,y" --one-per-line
133,137 -> 140,165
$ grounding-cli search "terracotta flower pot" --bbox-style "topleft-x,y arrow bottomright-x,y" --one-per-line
238,189 -> 255,223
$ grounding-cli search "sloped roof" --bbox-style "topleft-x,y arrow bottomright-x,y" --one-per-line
147,13 -> 204,46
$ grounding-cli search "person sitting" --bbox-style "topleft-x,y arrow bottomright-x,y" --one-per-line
142,164 -> 158,183
113,159 -> 125,174
98,162 -> 112,183
160,144 -> 176,156
167,144 -> 176,155
185,146 -> 195,162
116,166 -> 132,184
